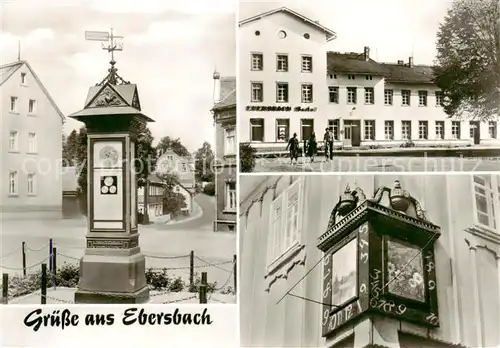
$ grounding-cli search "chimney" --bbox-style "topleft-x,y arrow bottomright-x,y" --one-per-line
363,46 -> 370,61
397,60 -> 404,65
408,56 -> 413,67
213,70 -> 221,104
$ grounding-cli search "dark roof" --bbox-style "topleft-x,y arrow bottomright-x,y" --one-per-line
0,61 -> 66,122
239,7 -> 337,42
327,52 -> 435,84
213,77 -> 236,111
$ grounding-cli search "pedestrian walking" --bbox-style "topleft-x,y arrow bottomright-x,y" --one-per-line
286,133 -> 300,165
323,128 -> 334,160
307,132 -> 317,162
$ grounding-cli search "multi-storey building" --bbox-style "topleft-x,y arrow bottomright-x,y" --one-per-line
1,60 -> 65,219
155,149 -> 196,192
239,7 -> 335,148
212,71 -> 236,232
239,7 -> 500,150
240,174 -> 500,348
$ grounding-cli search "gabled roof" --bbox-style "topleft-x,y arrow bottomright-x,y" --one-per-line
0,61 -> 66,122
327,51 -> 435,84
212,76 -> 236,111
239,7 -> 337,41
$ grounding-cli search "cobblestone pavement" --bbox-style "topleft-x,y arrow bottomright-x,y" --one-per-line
253,156 -> 500,172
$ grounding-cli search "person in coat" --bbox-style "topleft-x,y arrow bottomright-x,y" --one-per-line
307,132 -> 317,162
286,133 -> 300,164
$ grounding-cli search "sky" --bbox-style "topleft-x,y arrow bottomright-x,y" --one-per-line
0,0 -> 236,152
239,0 -> 453,65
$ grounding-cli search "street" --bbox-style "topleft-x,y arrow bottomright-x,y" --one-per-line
254,155 -> 500,172
0,194 -> 236,294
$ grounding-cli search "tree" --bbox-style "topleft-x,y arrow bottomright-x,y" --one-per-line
240,143 -> 256,173
135,122 -> 156,187
156,172 -> 187,216
434,0 -> 500,120
62,129 -> 81,166
156,136 -> 191,157
194,141 -> 215,182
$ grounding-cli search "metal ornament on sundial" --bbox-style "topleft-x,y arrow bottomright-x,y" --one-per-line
69,27 -> 154,304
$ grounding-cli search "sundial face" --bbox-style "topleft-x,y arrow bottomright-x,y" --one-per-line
99,145 -> 119,166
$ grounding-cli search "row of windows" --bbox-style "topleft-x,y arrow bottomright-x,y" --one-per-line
8,131 -> 37,153
9,96 -> 37,114
249,118 -> 498,142
250,82 -> 444,106
251,53 -> 313,73
8,171 -> 36,195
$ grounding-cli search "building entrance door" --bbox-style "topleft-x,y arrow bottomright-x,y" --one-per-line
344,120 -> 361,147
470,121 -> 480,145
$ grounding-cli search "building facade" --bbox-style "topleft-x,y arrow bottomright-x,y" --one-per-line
155,149 -> 196,191
1,61 -> 65,219
137,174 -> 165,223
212,72 -> 237,232
240,174 -> 500,348
238,8 -> 500,151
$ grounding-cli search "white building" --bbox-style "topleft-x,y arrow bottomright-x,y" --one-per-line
238,7 -> 500,150
1,60 -> 65,219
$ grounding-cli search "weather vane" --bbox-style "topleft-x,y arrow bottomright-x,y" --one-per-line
84,27 -> 129,85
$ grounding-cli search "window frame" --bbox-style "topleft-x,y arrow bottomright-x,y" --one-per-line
364,120 -> 375,140
471,175 -> 500,234
10,96 -> 18,113
28,132 -> 37,153
384,89 -> 393,105
276,82 -> 289,103
301,83 -> 313,103
250,118 -> 264,142
418,90 -> 428,107
276,118 -> 290,142
21,73 -> 27,85
9,171 -> 18,195
328,86 -> 339,104
276,54 -> 288,72
435,91 -> 444,106
328,119 -> 340,140
347,87 -> 357,104
401,90 -> 411,106
301,55 -> 313,73
250,82 -> 263,102
418,121 -> 428,140
224,127 -> 236,155
27,173 -> 37,196
267,178 -> 303,271
451,121 -> 461,139
364,87 -> 374,104
225,182 -> 236,212
402,121 -> 412,140
9,131 -> 19,152
384,120 -> 394,140
28,99 -> 37,115
435,121 -> 445,140
488,121 -> 497,139
251,53 -> 263,71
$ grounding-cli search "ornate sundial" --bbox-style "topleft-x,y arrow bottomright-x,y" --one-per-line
99,145 -> 119,166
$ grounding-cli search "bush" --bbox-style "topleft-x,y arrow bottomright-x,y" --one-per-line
5,264 -> 231,299
400,140 -> 416,148
203,182 -> 215,196
240,143 -> 256,172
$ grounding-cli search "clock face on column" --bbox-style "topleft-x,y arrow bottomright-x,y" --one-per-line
100,176 -> 118,195
99,145 -> 119,166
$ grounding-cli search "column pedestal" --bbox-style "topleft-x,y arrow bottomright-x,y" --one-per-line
74,245 -> 149,304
